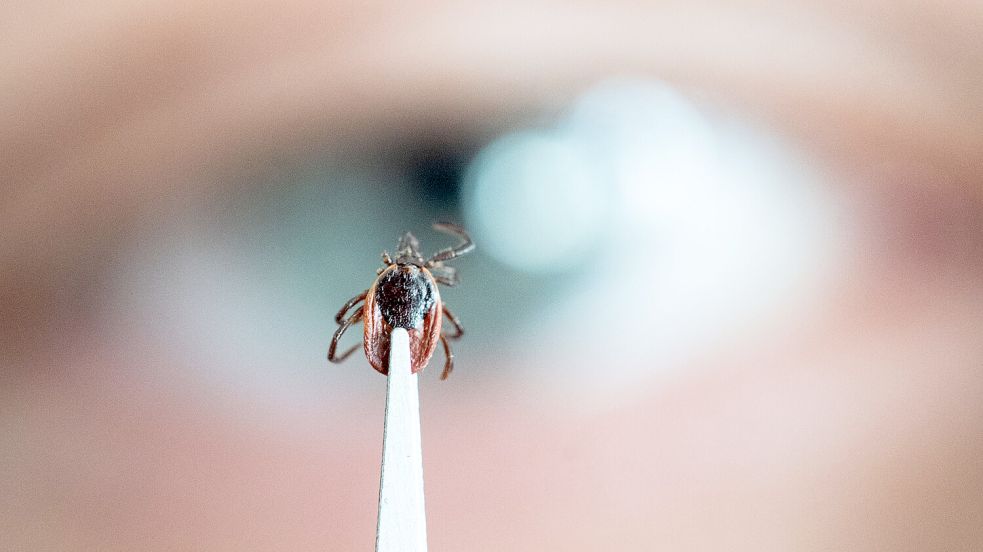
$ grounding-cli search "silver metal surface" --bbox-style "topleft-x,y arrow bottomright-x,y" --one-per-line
375,328 -> 428,552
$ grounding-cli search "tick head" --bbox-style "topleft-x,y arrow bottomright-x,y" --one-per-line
395,231 -> 425,265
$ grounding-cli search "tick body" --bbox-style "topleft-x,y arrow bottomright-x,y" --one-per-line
328,222 -> 473,380
364,263 -> 441,374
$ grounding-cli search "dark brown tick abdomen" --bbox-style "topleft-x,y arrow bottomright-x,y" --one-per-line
375,264 -> 436,329
363,263 -> 443,374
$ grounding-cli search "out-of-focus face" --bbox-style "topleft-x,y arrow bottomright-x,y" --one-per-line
2,2 -> 982,551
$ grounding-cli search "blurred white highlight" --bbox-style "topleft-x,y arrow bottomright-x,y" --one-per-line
465,79 -> 844,398
463,131 -> 610,272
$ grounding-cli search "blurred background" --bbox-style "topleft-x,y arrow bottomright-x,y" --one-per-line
3,1 -> 983,550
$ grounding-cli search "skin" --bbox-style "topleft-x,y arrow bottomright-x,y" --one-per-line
2,2 -> 983,550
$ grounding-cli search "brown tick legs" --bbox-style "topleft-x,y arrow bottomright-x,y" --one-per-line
427,222 -> 474,265
334,291 -> 367,324
431,266 -> 459,287
328,308 -> 363,363
442,304 -> 464,339
438,303 -> 464,379
439,334 -> 454,380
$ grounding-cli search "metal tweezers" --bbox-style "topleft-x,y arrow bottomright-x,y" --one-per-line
375,328 -> 428,552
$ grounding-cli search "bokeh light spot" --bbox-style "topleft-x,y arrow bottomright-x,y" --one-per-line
463,130 -> 611,272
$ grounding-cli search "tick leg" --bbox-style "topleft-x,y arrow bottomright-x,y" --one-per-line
328,309 -> 364,363
426,222 -> 474,265
439,333 -> 454,380
433,274 -> 458,287
442,304 -> 464,339
335,291 -> 367,324
431,266 -> 459,287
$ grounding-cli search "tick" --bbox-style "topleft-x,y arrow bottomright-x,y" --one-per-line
328,222 -> 474,380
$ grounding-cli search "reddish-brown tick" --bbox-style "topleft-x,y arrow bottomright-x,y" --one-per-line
328,222 -> 473,379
